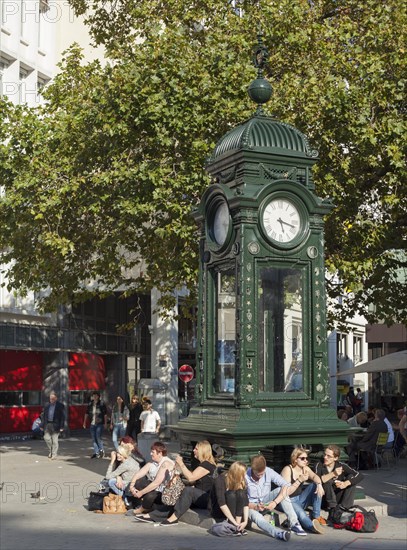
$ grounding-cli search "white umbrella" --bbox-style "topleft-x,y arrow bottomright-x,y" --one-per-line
337,350 -> 407,376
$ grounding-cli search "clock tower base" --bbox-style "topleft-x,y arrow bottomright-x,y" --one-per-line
174,403 -> 350,471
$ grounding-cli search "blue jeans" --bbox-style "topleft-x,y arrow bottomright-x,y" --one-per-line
108,478 -> 127,496
112,422 -> 127,450
251,487 -> 298,530
90,424 -> 104,454
249,509 -> 287,538
290,483 -> 322,531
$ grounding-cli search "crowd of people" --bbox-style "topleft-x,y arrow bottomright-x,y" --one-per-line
81,392 -> 160,460
89,438 -> 369,541
35,391 -> 160,461
35,390 -> 406,538
336,389 -> 407,466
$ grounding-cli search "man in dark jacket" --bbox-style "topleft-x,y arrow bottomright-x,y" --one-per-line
315,445 -> 363,521
41,391 -> 65,460
347,408 -> 388,465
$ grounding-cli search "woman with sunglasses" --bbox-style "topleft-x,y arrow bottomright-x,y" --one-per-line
280,447 -> 325,534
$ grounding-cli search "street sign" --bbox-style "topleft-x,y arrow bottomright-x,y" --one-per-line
178,364 -> 194,384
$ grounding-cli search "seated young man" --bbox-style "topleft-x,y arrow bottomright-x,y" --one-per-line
245,454 -> 306,541
315,445 -> 363,521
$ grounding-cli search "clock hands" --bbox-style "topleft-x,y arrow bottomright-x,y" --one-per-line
277,217 -> 295,231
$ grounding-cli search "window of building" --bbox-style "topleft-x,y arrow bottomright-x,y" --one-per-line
1,0 -> 8,26
353,334 -> 363,364
20,0 -> 26,37
337,332 -> 347,361
19,66 -> 29,103
0,391 -> 41,406
36,75 -> 48,97
70,390 -> 89,405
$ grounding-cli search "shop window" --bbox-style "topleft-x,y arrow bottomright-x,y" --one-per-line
0,391 -> 41,406
0,392 -> 21,406
22,391 -> 41,405
70,390 -> 89,405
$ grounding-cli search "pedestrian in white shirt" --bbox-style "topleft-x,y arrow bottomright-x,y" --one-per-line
140,400 -> 161,434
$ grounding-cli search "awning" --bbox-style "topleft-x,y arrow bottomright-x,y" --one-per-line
337,350 -> 407,376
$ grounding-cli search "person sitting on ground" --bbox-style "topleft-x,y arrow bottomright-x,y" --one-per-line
347,412 -> 368,429
119,435 -> 146,468
280,447 -> 325,533
160,440 -> 217,526
245,453 -> 305,540
128,441 -> 174,519
105,445 -> 141,500
210,461 -> 249,536
31,414 -> 43,439
337,410 -> 349,421
347,408 -> 388,466
315,445 -> 363,521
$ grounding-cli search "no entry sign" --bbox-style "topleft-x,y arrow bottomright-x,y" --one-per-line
178,364 -> 194,384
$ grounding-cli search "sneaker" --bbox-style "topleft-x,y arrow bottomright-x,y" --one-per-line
134,515 -> 155,523
160,519 -> 179,526
312,519 -> 325,534
99,449 -> 105,458
90,453 -> 99,459
276,530 -> 291,542
291,523 -> 307,536
315,516 -> 327,526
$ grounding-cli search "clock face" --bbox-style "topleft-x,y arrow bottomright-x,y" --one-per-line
262,198 -> 302,244
213,202 -> 230,246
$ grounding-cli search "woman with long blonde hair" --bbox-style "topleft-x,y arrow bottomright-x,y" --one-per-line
160,440 -> 217,526
210,461 -> 249,535
280,447 -> 325,533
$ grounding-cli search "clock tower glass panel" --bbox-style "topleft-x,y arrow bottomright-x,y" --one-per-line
258,267 -> 303,393
216,269 -> 236,394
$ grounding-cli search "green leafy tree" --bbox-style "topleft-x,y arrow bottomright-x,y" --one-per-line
0,0 -> 406,325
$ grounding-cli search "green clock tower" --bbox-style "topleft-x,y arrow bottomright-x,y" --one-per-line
175,35 -> 349,467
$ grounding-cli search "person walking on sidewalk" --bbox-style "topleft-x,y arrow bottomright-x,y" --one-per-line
126,395 -> 143,441
41,391 -> 65,460
83,391 -> 108,458
138,399 -> 161,461
110,395 -> 129,451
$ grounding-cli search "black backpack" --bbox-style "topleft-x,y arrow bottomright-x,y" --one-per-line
332,505 -> 379,533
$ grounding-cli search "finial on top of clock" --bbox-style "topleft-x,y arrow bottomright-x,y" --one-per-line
248,28 -> 272,114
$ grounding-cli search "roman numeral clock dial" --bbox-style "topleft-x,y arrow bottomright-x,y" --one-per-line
262,198 -> 302,245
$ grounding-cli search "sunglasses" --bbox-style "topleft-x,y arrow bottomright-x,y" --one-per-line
298,456 -> 308,461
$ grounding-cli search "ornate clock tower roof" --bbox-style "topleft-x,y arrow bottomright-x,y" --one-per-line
209,114 -> 318,162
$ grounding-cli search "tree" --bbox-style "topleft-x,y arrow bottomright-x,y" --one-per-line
0,0 -> 406,325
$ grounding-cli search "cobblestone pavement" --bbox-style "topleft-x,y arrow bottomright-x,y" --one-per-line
1,436 -> 406,550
